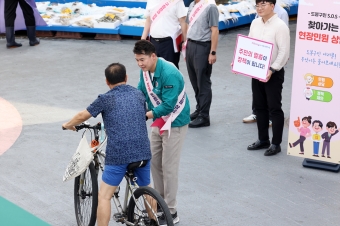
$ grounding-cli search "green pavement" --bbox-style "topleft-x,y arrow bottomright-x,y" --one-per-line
0,196 -> 49,226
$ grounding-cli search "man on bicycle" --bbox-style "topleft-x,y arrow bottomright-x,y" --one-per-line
133,40 -> 190,225
62,63 -> 152,226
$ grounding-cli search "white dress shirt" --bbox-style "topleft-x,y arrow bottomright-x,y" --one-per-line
249,14 -> 290,71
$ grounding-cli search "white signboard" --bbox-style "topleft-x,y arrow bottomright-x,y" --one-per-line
232,34 -> 274,81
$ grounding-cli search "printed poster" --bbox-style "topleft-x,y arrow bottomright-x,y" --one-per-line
232,34 -> 273,81
288,0 -> 340,164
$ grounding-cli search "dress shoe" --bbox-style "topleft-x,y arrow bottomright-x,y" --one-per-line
189,116 -> 210,128
264,144 -> 281,156
247,140 -> 270,150
190,110 -> 199,121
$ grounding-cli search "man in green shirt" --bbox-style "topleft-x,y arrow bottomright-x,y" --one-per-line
134,40 -> 190,225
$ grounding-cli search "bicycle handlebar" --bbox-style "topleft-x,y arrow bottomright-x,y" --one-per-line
62,121 -> 102,132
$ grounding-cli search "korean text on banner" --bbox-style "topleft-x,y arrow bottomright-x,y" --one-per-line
232,34 -> 273,81
287,1 -> 340,163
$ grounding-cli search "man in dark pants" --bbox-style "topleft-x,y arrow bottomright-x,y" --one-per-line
243,3 -> 289,125
4,0 -> 40,48
246,0 -> 290,156
185,0 -> 219,128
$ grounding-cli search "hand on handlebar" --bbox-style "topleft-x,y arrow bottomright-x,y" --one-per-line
62,121 -> 97,131
62,123 -> 76,131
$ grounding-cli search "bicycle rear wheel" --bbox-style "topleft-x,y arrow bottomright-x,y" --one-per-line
74,162 -> 98,226
127,186 -> 173,226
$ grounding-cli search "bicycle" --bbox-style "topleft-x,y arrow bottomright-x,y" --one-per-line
64,122 -> 173,226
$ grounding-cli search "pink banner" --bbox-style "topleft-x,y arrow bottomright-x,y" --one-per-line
287,0 -> 340,163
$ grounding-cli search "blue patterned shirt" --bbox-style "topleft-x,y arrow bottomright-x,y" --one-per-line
87,85 -> 151,165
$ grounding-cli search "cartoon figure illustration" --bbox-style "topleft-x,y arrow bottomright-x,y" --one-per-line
311,120 -> 323,157
289,116 -> 312,155
321,121 -> 339,158
304,87 -> 313,100
304,73 -> 314,85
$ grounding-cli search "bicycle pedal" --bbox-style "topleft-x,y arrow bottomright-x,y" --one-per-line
113,213 -> 124,222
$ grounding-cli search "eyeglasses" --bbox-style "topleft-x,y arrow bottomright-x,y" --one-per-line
255,3 -> 271,9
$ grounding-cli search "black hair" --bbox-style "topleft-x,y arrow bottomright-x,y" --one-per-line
256,0 -> 276,5
105,63 -> 126,85
312,120 -> 323,128
133,40 -> 156,56
302,116 -> 312,124
326,121 -> 337,129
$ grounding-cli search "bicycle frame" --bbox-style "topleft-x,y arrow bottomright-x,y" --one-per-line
112,173 -> 140,226
76,129 -> 140,226
74,122 -> 160,226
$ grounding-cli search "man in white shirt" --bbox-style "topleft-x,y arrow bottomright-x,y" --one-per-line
243,1 -> 289,123
246,0 -> 290,156
141,0 -> 187,69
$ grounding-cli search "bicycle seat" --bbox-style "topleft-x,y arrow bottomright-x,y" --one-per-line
127,160 -> 148,172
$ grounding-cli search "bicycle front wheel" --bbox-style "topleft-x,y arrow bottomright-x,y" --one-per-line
74,162 -> 98,226
127,186 -> 173,226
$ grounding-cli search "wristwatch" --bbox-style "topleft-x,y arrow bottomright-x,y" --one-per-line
211,51 -> 216,55
269,67 -> 276,74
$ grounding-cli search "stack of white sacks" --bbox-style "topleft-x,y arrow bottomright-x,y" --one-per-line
36,1 -> 145,28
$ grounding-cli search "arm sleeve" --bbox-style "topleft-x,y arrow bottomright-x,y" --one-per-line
281,12 -> 289,27
208,5 -> 219,27
275,5 -> 289,27
152,74 -> 181,118
87,95 -> 105,118
176,0 -> 187,18
137,71 -> 150,112
248,21 -> 254,38
137,71 -> 147,96
271,23 -> 290,70
144,0 -> 152,17
186,3 -> 194,24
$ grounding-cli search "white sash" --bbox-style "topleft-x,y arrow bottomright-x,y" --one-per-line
182,0 -> 216,58
150,0 -> 181,23
142,59 -> 186,136
150,0 -> 182,53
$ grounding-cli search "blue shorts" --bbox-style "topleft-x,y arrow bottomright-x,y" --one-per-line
102,160 -> 151,186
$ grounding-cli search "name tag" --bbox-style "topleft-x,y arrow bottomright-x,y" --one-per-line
164,85 -> 173,88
